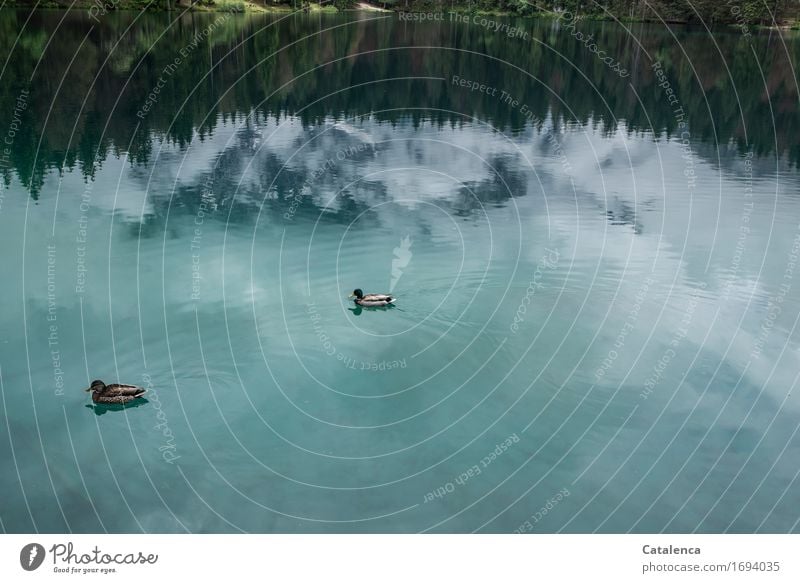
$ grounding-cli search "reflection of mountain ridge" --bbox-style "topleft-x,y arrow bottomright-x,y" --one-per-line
128,112 -> 539,233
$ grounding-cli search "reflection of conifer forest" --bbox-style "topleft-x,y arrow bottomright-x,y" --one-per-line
0,9 -> 797,199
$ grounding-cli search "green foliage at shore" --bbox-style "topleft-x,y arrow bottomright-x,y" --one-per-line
2,0 -> 335,12
4,0 -> 797,25
391,0 -> 800,26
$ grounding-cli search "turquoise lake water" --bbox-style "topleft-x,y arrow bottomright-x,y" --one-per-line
0,9 -> 799,532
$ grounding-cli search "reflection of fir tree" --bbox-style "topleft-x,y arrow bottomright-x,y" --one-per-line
0,8 -> 798,200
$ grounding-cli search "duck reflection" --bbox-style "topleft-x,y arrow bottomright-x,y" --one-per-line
85,398 -> 150,416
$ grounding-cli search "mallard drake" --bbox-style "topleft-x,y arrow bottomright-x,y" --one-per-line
348,288 -> 396,307
85,380 -> 147,405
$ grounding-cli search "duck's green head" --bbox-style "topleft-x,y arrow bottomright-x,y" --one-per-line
349,289 -> 363,300
85,379 -> 105,393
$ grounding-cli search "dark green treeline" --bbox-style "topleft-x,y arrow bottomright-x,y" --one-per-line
390,0 -> 800,26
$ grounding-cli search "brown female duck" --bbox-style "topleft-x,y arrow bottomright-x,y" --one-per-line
85,380 -> 147,404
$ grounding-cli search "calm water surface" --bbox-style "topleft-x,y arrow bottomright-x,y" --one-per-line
0,9 -> 799,533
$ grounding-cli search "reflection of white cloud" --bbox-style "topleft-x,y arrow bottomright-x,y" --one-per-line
254,115 -> 535,211
536,123 -> 800,398
5,113 -> 799,406
51,156 -> 153,221
330,120 -> 377,147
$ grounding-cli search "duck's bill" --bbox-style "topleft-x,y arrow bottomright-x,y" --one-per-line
84,387 -> 92,392
348,294 -> 356,299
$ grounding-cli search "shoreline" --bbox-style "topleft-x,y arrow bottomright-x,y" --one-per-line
388,5 -> 799,31
3,1 -> 798,30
